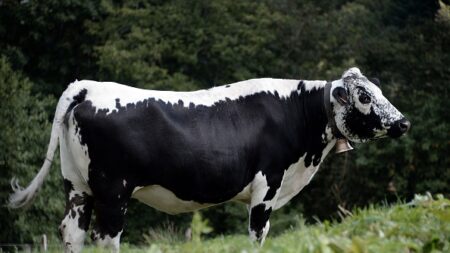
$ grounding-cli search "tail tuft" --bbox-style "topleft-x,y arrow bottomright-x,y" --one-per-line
9,177 -> 30,209
8,158 -> 53,209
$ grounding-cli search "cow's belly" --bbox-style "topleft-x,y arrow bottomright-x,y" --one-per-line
131,185 -> 212,214
131,158 -> 324,214
131,184 -> 251,215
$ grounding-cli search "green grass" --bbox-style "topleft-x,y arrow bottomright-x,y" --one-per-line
45,194 -> 449,253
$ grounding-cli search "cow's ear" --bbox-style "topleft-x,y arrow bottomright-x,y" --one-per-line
332,87 -> 349,105
369,77 -> 380,86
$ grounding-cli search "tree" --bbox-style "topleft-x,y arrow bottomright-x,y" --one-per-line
88,0 -> 289,90
0,0 -> 102,95
0,56 -> 63,243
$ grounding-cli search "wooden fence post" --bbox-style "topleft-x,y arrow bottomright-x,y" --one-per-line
41,234 -> 48,252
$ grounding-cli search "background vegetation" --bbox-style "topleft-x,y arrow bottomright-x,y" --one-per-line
0,0 -> 449,246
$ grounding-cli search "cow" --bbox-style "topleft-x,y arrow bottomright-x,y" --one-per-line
9,67 -> 410,252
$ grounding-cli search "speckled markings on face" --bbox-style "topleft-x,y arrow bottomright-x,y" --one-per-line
332,68 -> 406,142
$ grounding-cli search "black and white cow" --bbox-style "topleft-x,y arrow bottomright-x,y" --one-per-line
9,67 -> 410,252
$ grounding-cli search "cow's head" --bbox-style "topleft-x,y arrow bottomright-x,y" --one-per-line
331,67 -> 410,143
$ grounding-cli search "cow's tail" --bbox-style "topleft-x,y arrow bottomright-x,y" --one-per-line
8,82 -> 85,209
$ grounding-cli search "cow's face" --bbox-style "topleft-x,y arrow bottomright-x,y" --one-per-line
332,67 -> 410,143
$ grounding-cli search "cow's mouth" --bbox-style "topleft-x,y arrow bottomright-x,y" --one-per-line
372,129 -> 388,139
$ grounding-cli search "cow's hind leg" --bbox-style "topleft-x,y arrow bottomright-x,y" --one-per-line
59,134 -> 93,253
91,201 -> 127,252
59,179 -> 93,253
90,182 -> 131,252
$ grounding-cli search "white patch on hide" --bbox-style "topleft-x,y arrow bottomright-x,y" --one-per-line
131,185 -> 214,214
250,171 -> 281,210
60,199 -> 86,253
275,140 -> 335,210
132,186 -> 143,194
303,80 -> 327,92
69,78 -> 302,115
132,181 -> 252,215
60,117 -> 91,194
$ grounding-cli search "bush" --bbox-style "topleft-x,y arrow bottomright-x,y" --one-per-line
0,56 -> 62,243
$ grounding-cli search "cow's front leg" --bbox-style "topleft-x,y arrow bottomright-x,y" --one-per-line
249,203 -> 272,244
248,171 -> 282,245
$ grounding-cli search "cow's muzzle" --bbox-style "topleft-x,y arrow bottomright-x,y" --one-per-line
387,118 -> 411,138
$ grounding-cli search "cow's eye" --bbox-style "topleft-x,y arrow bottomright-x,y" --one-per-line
359,93 -> 371,104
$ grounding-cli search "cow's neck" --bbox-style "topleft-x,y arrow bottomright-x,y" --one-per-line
290,80 -> 335,167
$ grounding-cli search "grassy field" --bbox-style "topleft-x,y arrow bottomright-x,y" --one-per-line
42,194 -> 449,252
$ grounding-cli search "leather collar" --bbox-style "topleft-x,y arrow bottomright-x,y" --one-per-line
324,81 -> 344,139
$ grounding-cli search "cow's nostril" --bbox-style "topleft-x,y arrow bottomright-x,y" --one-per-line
387,118 -> 410,138
398,119 -> 411,133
